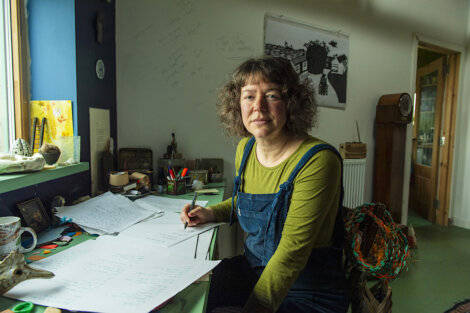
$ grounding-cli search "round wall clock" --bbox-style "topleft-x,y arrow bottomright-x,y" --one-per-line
96,59 -> 105,79
376,92 -> 413,124
398,93 -> 412,117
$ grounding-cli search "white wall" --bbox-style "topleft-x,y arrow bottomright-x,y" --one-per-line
450,4 -> 470,229
116,0 -> 470,251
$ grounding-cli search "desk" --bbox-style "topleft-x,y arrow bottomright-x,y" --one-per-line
0,182 -> 225,313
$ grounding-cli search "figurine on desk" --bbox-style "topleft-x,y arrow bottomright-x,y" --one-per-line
164,133 -> 182,159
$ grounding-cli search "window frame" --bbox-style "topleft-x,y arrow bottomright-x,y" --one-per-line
10,0 -> 30,142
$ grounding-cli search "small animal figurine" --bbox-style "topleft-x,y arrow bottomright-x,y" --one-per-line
0,251 -> 54,295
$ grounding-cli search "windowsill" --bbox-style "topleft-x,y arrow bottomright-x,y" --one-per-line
0,162 -> 89,194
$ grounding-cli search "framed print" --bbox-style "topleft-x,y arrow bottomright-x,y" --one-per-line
264,15 -> 349,109
17,197 -> 51,233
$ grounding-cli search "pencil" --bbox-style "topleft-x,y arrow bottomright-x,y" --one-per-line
184,192 -> 198,229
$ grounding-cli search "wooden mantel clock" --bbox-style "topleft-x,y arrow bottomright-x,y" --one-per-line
373,93 -> 413,223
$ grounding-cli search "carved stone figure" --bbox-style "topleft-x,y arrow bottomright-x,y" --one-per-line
0,251 -> 54,294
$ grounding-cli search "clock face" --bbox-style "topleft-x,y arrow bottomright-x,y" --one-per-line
398,93 -> 412,117
96,59 -> 105,79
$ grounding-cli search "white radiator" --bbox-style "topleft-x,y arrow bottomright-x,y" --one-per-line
342,159 -> 366,208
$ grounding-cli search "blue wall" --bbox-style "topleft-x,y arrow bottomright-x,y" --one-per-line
28,0 -> 78,135
27,0 -> 117,164
0,0 -> 116,220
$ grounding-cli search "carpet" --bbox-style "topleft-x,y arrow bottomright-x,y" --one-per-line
444,299 -> 470,313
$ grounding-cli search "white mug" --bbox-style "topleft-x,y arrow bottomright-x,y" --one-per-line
0,216 -> 37,260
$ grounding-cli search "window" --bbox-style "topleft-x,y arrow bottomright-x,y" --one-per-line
0,0 -> 30,153
0,0 -> 14,153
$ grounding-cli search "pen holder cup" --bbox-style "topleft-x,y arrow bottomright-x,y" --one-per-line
167,179 -> 186,195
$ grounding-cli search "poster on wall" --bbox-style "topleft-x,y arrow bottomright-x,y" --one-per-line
264,15 -> 349,109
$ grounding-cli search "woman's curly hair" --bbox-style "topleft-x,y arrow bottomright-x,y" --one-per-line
216,56 -> 318,138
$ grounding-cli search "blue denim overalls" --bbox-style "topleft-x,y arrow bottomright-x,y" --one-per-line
230,137 -> 349,312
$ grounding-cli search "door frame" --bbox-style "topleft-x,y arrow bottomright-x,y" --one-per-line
412,56 -> 445,222
405,34 -> 463,226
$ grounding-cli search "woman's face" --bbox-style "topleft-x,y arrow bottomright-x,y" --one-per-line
240,78 -> 287,141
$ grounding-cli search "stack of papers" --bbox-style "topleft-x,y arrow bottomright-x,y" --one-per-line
55,192 -> 156,235
4,193 -> 224,313
5,236 -> 220,313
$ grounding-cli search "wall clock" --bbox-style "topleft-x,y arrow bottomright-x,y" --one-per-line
398,93 -> 413,117
373,92 -> 413,223
375,93 -> 413,124
96,59 -> 105,80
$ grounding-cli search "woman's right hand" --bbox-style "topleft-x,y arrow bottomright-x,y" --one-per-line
180,204 -> 216,227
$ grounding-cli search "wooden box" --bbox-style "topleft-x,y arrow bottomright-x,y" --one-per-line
118,148 -> 153,171
339,142 -> 367,159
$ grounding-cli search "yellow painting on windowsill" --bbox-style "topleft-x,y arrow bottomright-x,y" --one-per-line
30,100 -> 74,161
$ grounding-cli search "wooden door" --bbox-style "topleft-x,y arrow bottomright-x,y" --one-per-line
410,57 -> 445,222
435,54 -> 459,226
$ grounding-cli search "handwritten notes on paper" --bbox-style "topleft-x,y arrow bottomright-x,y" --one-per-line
130,195 -> 222,247
135,196 -> 208,217
54,193 -> 218,246
5,236 -> 220,313
117,217 -> 221,248
10,193 -> 224,312
55,192 -> 155,235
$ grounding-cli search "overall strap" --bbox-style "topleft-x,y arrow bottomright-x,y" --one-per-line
230,137 -> 256,225
288,143 -> 345,248
287,144 -> 337,184
270,143 -> 339,217
268,143 -> 344,248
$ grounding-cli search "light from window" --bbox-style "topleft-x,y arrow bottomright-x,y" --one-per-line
0,0 -> 15,153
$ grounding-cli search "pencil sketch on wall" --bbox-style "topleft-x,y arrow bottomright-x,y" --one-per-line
264,15 -> 349,109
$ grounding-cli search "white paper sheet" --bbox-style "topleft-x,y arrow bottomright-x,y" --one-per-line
169,228 -> 216,260
135,196 -> 208,220
5,236 -> 220,313
117,214 -> 222,247
55,192 -> 155,234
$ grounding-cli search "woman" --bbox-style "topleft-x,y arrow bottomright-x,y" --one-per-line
181,56 -> 349,313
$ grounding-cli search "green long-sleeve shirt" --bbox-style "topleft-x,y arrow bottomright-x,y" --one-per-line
210,136 -> 341,312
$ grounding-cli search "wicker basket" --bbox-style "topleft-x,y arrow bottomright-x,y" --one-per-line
352,280 -> 392,313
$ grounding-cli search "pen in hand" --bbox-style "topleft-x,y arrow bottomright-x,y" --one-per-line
184,192 -> 198,229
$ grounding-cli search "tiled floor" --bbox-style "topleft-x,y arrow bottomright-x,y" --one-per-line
387,212 -> 470,312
